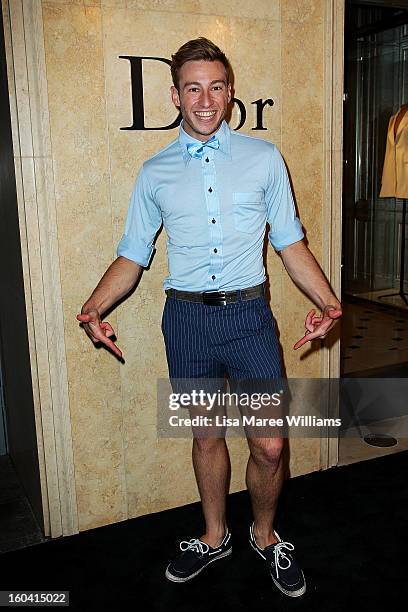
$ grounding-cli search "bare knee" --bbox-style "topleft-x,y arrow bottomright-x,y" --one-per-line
248,438 -> 284,470
193,436 -> 226,454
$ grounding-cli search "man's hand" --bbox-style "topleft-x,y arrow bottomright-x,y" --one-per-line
293,305 -> 342,350
75,257 -> 142,359
76,308 -> 123,358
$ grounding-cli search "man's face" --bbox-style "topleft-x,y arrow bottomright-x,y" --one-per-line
171,59 -> 232,142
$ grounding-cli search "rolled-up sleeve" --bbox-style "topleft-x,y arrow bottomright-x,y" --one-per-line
117,165 -> 162,267
266,145 -> 304,251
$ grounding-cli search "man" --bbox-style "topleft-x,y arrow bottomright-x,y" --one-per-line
77,38 -> 342,598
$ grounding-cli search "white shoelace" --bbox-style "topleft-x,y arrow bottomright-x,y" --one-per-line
179,538 -> 210,556
272,541 -> 294,579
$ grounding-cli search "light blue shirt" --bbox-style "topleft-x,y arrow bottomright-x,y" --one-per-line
117,120 -> 304,292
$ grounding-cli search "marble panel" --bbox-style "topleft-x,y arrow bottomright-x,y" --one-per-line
281,0 -> 324,23
100,0 -> 280,22
42,1 -> 126,529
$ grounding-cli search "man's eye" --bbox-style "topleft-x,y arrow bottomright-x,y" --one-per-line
212,86 -> 222,90
189,87 -> 199,92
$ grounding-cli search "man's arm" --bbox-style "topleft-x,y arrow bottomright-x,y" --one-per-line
76,256 -> 142,358
280,239 -> 342,349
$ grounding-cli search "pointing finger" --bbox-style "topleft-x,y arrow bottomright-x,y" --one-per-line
293,331 -> 312,350
96,334 -> 123,358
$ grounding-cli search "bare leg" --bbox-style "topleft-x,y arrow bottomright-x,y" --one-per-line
246,437 -> 285,548
192,437 -> 231,548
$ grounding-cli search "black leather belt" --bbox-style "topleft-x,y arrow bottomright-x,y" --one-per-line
165,283 -> 265,306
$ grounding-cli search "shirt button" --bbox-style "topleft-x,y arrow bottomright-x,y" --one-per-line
205,157 -> 209,163
211,275 -> 216,280
208,187 -> 213,193
211,218 -> 216,224
214,248 -> 218,253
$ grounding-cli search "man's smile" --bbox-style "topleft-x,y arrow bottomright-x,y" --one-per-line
194,111 -> 217,119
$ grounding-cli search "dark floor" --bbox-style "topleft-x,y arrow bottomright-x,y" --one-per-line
1,449 -> 406,611
0,455 -> 46,553
341,293 -> 408,375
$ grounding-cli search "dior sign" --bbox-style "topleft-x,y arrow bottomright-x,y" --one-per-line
119,56 -> 274,132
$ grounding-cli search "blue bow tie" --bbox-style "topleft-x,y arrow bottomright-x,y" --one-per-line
186,135 -> 220,159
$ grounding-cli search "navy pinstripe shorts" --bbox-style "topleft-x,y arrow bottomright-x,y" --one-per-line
161,290 -> 283,394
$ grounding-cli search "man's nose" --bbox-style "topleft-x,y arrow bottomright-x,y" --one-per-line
199,89 -> 212,107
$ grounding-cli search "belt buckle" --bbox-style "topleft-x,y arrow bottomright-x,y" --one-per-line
202,290 -> 226,306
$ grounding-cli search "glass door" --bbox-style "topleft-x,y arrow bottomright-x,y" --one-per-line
343,18 -> 408,300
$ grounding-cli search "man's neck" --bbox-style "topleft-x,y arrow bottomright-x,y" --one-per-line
181,120 -> 223,142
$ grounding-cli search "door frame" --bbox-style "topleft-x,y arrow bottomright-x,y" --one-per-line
2,0 -> 78,537
320,0 -> 345,470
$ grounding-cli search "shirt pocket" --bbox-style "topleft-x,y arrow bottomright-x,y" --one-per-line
233,191 -> 266,234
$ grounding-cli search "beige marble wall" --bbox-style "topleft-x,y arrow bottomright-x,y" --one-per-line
36,0 -> 333,531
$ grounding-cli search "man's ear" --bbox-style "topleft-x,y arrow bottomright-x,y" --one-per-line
227,82 -> 232,104
171,85 -> 181,108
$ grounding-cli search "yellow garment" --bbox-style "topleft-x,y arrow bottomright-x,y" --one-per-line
379,109 -> 408,198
